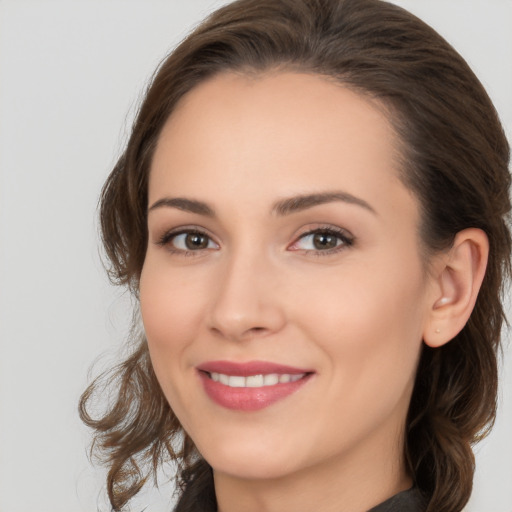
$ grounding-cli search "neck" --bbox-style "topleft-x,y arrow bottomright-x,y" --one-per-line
214,424 -> 412,512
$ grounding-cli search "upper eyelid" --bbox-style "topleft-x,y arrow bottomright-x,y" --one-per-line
156,228 -> 219,256
299,226 -> 351,236
156,225 -> 217,242
292,225 -> 354,242
173,231 -> 218,249
287,225 -> 355,252
154,224 -> 354,249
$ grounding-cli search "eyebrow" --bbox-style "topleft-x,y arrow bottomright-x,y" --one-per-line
148,197 -> 215,216
272,191 -> 376,216
147,191 -> 376,217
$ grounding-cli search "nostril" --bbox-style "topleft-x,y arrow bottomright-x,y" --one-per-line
209,324 -> 269,342
249,327 -> 267,334
207,297 -> 286,341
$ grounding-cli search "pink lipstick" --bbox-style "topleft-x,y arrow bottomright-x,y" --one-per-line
197,360 -> 313,411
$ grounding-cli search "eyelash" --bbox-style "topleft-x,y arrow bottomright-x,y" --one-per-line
156,226 -> 354,257
157,228 -> 217,257
289,226 -> 354,256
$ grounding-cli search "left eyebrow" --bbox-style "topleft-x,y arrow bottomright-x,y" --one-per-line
147,197 -> 215,216
272,191 -> 377,216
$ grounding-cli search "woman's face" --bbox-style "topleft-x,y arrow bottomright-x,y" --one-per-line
140,72 -> 437,484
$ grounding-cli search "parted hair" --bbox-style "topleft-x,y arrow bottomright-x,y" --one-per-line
79,1 -> 511,511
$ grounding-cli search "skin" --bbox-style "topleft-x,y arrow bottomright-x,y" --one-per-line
139,72 -> 485,512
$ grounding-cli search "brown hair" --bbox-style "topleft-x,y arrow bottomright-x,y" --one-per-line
79,1 -> 511,511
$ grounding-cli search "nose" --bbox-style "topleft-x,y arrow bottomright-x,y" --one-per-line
206,250 -> 286,342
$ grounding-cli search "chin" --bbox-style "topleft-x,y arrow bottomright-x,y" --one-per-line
198,436 -> 305,481
209,457 -> 299,482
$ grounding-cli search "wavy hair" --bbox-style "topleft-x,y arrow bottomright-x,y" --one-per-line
79,1 -> 511,511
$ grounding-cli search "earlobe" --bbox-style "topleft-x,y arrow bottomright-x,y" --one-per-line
423,228 -> 489,348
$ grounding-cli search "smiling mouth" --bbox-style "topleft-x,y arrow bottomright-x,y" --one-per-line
205,372 -> 307,388
197,361 -> 313,411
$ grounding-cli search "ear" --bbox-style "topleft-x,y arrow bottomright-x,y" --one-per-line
423,228 -> 489,348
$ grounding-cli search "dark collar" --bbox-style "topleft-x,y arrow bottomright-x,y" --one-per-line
367,487 -> 427,512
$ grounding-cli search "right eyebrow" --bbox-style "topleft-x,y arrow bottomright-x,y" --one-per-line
147,197 -> 216,217
272,191 -> 377,216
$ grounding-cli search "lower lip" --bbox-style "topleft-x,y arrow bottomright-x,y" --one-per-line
199,372 -> 312,411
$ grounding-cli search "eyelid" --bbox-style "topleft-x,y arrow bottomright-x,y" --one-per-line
288,225 -> 355,254
156,226 -> 220,255
153,224 -> 354,257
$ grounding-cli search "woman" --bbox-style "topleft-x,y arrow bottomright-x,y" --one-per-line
79,0 -> 511,511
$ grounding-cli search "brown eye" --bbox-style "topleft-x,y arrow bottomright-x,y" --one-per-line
184,233 -> 210,250
289,227 -> 354,254
312,232 -> 339,250
159,230 -> 219,253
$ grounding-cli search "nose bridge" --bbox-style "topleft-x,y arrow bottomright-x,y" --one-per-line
207,241 -> 285,340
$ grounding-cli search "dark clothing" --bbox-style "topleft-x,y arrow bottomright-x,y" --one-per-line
174,475 -> 427,512
368,487 -> 427,512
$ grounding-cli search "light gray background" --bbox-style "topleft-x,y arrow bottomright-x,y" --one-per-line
0,1 -> 510,511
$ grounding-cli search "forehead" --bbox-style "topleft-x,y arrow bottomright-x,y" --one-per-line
149,71 -> 416,221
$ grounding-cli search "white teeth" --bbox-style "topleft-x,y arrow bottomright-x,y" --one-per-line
246,374 -> 264,387
228,376 -> 246,388
209,372 -> 305,388
263,374 -> 279,386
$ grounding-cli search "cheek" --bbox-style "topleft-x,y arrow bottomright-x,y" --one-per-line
139,261 -> 208,371
292,255 -> 426,390
297,265 -> 425,450
139,262 -> 213,435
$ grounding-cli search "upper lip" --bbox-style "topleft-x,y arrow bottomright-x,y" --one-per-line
197,360 -> 313,376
